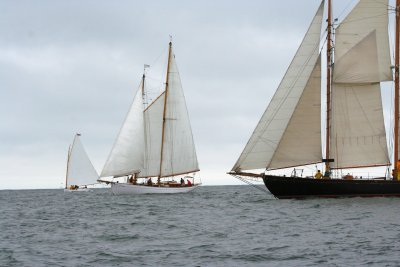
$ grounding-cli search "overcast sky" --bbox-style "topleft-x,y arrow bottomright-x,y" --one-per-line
2,0 -> 392,189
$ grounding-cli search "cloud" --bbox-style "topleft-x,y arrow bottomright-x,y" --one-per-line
0,0 -> 362,189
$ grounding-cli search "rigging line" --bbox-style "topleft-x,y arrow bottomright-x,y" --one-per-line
349,86 -> 377,132
145,76 -> 163,82
263,34 -> 325,120
257,21 -> 324,122
267,161 -> 324,173
231,174 -> 269,194
336,0 -> 358,22
261,50 -> 322,155
101,89 -> 142,177
369,0 -> 393,9
303,164 -> 322,171
336,0 -> 394,26
258,137 -> 279,147
150,46 -> 168,68
339,12 -> 389,26
237,41 -> 321,162
146,54 -> 169,97
389,14 -> 395,63
320,31 -> 328,54
235,10 -> 327,168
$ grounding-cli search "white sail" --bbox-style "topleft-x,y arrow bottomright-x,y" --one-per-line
101,43 -> 198,180
269,56 -> 322,169
330,0 -> 391,169
232,1 -> 324,171
101,88 -> 145,177
160,52 -> 199,177
66,134 -> 99,187
138,92 -> 165,178
333,0 -> 392,83
331,83 -> 389,169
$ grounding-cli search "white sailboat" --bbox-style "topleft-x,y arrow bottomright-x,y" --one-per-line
99,42 -> 201,194
65,133 -> 99,192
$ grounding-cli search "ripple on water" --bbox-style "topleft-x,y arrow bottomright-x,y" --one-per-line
2,186 -> 400,266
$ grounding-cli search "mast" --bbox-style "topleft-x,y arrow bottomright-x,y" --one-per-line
158,41 -> 173,185
142,64 -> 150,107
395,0 -> 400,180
65,145 -> 71,189
142,72 -> 145,104
141,67 -> 147,177
325,0 -> 332,175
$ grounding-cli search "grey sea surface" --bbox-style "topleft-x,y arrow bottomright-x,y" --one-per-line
1,185 -> 400,266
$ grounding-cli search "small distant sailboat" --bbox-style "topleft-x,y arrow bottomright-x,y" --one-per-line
230,0 -> 400,198
98,42 -> 201,194
65,133 -> 99,192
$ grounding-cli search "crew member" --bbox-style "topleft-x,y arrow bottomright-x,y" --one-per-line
314,170 -> 323,179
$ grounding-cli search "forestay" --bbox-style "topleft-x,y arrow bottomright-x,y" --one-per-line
232,2 -> 324,171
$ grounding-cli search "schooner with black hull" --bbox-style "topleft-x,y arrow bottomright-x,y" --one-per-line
229,0 -> 400,198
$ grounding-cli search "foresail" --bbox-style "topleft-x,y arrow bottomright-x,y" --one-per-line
269,55 -> 322,169
160,52 -> 199,177
333,0 -> 392,83
232,1 -> 324,171
67,135 -> 99,186
138,92 -> 165,178
101,88 -> 145,177
331,83 -> 390,168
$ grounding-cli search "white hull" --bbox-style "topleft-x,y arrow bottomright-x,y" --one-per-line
111,183 -> 200,195
64,188 -> 91,192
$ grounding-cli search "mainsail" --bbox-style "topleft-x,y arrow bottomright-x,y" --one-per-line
331,0 -> 391,169
101,43 -> 199,179
232,1 -> 324,171
159,54 -> 199,177
66,134 -> 99,187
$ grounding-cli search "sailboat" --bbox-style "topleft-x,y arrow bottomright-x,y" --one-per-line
98,42 -> 201,195
65,133 -> 99,192
229,0 -> 400,198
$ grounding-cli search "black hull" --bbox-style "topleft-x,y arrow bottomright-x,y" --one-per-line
263,175 -> 400,199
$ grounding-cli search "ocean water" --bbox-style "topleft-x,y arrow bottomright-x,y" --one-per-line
1,185 -> 400,266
